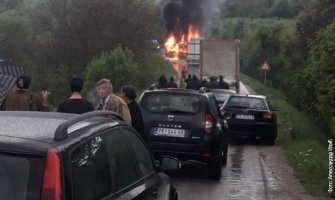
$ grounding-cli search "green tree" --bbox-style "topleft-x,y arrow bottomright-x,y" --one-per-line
0,0 -> 22,14
85,47 -> 139,93
265,0 -> 303,19
294,0 -> 335,65
0,0 -> 42,75
32,0 -> 162,76
222,0 -> 272,18
301,20 -> 335,136
281,0 -> 335,108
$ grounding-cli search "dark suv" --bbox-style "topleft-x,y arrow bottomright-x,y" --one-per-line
0,111 -> 178,200
138,88 -> 229,179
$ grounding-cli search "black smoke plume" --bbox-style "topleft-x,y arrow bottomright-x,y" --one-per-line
161,0 -> 205,39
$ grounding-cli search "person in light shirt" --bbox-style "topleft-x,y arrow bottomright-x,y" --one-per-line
96,79 -> 131,125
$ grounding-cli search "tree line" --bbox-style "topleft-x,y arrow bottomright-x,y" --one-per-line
0,0 -> 175,108
1,0 -> 334,137
211,0 -> 335,137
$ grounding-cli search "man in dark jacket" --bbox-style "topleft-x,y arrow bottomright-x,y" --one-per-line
186,74 -> 200,90
158,73 -> 168,88
218,75 -> 229,89
0,75 -> 49,111
164,76 -> 178,88
120,85 -> 144,137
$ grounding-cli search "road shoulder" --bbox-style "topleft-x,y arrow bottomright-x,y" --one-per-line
258,145 -> 331,200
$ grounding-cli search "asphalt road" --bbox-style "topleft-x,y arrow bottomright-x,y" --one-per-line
167,139 -> 278,200
166,83 -> 274,200
164,83 -> 330,200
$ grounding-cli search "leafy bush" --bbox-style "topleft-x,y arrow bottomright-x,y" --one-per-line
299,20 -> 335,137
85,47 -> 139,92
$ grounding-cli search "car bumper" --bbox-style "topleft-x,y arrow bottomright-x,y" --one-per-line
227,121 -> 275,137
148,141 -> 220,162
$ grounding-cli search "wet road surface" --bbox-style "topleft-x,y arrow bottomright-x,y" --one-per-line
167,139 -> 278,200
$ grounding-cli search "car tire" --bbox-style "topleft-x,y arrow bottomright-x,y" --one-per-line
267,128 -> 277,145
264,135 -> 275,145
266,138 -> 275,145
169,187 -> 178,200
208,154 -> 222,180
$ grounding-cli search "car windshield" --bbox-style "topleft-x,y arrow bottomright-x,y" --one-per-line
0,153 -> 44,200
144,93 -> 201,114
225,96 -> 267,110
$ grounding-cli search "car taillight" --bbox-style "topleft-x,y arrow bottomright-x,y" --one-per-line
205,114 -> 213,133
41,148 -> 62,200
263,112 -> 272,121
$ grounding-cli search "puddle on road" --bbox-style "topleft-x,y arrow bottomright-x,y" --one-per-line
169,143 -> 279,200
222,145 -> 245,200
220,145 -> 279,200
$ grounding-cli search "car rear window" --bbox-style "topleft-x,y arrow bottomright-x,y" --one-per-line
225,96 -> 267,110
214,94 -> 230,107
0,153 -> 44,200
143,93 -> 201,114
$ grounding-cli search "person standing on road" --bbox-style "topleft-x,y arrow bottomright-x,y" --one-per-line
0,75 -> 49,111
120,85 -> 144,136
219,75 -> 229,89
164,76 -> 178,88
185,74 -> 192,87
187,74 -> 200,90
57,76 -> 94,114
179,78 -> 187,89
158,73 -> 168,88
96,79 -> 132,125
207,76 -> 219,89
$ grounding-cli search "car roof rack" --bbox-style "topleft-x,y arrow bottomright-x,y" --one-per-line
148,83 -> 160,90
54,111 -> 123,141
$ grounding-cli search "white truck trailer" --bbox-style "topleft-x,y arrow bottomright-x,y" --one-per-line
187,39 -> 240,91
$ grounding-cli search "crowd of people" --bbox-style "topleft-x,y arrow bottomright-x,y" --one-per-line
0,75 -> 144,137
158,73 -> 230,90
0,72 -> 230,137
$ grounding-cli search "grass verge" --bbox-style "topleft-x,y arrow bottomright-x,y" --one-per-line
240,73 -> 334,198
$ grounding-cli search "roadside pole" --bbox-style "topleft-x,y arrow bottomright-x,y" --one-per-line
260,60 -> 270,86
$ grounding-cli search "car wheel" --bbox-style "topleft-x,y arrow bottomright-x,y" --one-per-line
264,135 -> 275,145
169,187 -> 178,200
208,154 -> 222,180
266,138 -> 275,145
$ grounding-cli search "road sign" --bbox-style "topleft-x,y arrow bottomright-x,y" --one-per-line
260,61 -> 271,71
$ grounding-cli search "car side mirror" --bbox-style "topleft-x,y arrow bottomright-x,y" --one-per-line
160,157 -> 181,171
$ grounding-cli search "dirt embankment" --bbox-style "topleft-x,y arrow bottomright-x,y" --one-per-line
258,145 -> 331,200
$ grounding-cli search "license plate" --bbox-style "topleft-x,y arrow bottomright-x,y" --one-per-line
153,128 -> 185,137
235,114 -> 254,120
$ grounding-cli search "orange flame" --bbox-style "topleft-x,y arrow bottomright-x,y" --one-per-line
164,25 -> 201,61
